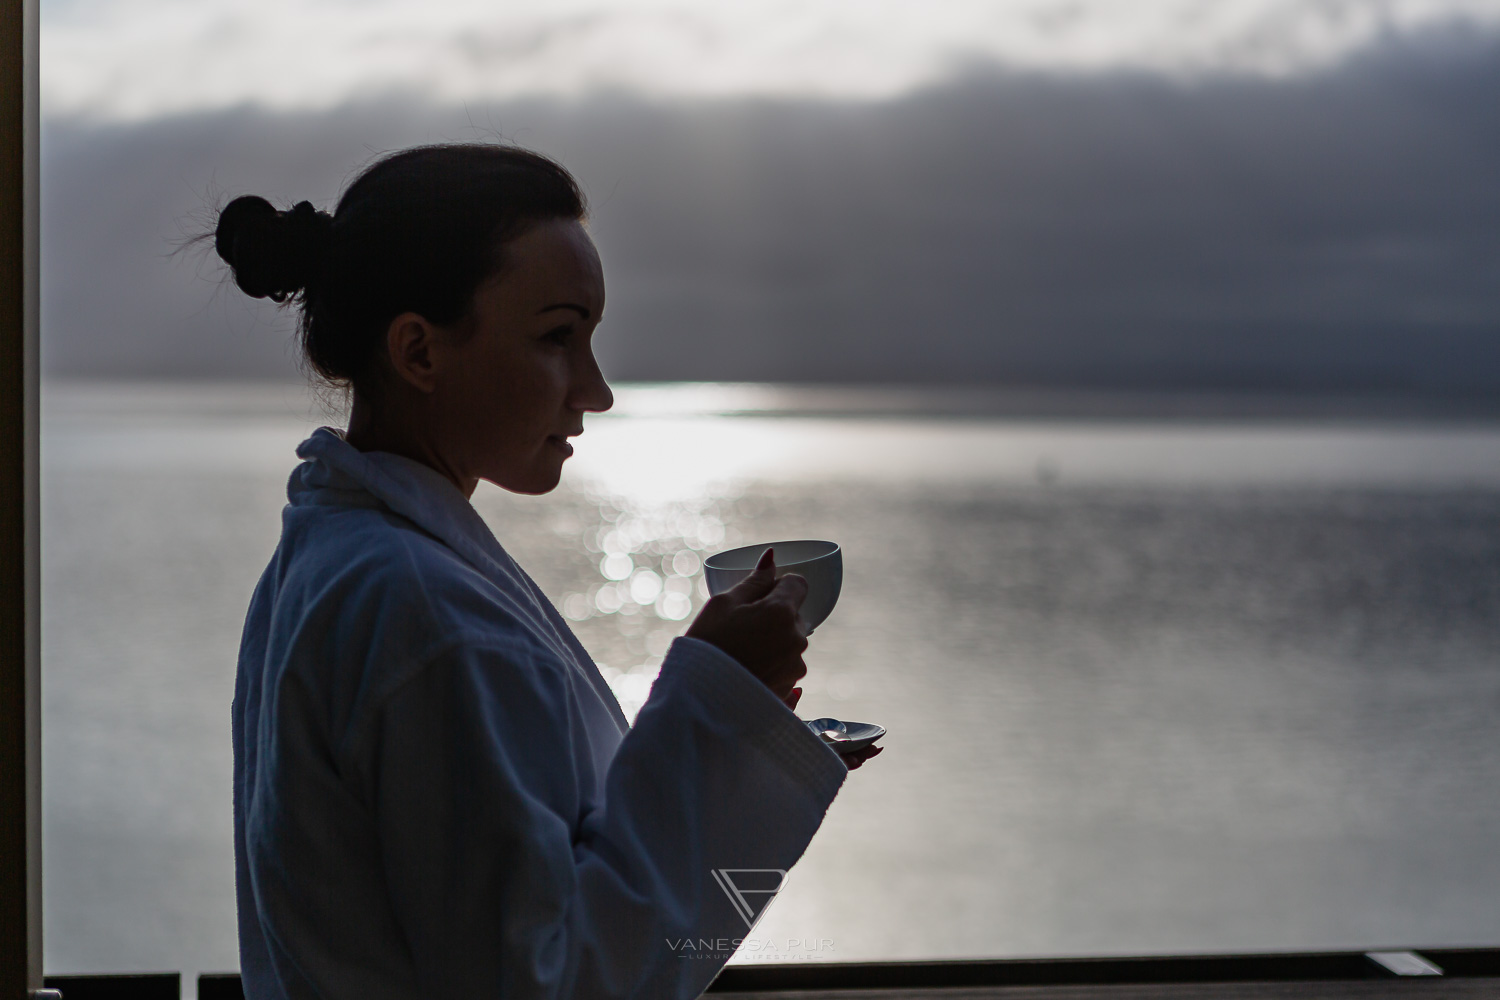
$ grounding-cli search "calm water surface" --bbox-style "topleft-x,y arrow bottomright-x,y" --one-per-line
40,381 -> 1500,995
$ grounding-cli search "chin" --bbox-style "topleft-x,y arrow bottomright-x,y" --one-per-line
490,464 -> 565,496
508,482 -> 561,497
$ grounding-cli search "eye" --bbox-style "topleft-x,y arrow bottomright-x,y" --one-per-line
543,325 -> 572,346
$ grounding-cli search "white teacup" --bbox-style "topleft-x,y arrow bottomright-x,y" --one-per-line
702,540 -> 842,635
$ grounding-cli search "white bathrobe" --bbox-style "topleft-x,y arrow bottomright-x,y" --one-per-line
232,427 -> 848,1000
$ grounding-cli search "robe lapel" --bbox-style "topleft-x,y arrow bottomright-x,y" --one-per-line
293,426 -> 630,733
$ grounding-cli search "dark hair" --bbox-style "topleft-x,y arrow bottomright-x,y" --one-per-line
213,144 -> 587,389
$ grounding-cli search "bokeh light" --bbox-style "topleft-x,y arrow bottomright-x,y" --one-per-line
550,477 -> 758,719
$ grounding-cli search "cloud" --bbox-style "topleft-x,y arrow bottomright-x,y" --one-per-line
41,0 -> 1500,120
40,32 -> 1500,390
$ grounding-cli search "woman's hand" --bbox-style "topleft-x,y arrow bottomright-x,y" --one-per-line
686,547 -> 808,701
839,744 -> 884,770
687,552 -> 882,772
781,688 -> 884,770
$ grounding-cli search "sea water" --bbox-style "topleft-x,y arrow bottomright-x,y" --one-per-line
40,380 -> 1500,993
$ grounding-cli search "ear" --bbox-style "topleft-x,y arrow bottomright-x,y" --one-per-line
382,312 -> 446,393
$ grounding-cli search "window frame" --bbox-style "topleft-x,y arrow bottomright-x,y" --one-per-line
1,0 -> 43,993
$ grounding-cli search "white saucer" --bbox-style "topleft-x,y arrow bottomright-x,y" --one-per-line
805,717 -> 886,754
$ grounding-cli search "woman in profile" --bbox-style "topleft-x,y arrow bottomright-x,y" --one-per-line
215,143 -> 879,1000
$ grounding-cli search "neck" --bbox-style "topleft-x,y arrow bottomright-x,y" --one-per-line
344,391 -> 480,500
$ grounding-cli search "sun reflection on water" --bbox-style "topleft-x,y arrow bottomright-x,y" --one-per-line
553,478 -> 750,720
545,385 -> 1500,721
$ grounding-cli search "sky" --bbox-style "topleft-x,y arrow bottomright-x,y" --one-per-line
41,0 -> 1500,116
36,1 -> 1500,390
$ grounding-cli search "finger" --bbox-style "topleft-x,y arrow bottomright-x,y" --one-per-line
768,657 -> 807,699
749,546 -> 777,583
727,548 -> 779,603
756,571 -> 809,613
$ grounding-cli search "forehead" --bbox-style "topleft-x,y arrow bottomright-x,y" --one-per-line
482,218 -> 604,312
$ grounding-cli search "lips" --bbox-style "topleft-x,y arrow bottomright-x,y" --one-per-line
547,435 -> 576,456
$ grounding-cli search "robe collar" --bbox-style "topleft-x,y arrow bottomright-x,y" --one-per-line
286,424 -> 633,739
288,422 -> 633,743
287,425 -> 529,592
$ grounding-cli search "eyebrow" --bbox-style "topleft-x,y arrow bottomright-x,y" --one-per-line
537,303 -> 591,320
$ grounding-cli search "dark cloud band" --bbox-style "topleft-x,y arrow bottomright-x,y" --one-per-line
40,32 -> 1500,392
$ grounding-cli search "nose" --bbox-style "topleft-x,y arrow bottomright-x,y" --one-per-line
572,347 -> 614,414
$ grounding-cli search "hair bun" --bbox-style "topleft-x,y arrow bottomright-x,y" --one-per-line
215,195 -> 332,302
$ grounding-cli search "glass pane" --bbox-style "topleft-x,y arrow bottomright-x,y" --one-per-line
40,1 -> 1500,994
44,383 -> 1500,987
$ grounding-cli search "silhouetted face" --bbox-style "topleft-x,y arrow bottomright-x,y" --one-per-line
431,218 -> 612,495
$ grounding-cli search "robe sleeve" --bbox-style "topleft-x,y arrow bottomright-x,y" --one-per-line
365,634 -> 847,999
